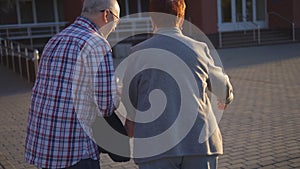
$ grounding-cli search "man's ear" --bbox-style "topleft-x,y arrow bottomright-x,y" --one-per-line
102,9 -> 109,23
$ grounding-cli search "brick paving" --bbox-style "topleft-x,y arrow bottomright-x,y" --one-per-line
218,43 -> 300,169
0,43 -> 299,169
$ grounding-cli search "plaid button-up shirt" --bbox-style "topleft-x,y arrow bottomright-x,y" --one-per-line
25,16 -> 117,168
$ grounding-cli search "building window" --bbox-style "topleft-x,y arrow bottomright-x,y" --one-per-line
57,0 -> 65,22
119,0 -> 150,17
36,0 -> 54,22
256,0 -> 265,21
19,0 -> 34,23
222,0 -> 232,23
129,0 -> 138,14
1,0 -> 65,25
236,0 -> 243,22
141,0 -> 149,12
0,0 -> 18,24
245,0 -> 253,21
117,0 -> 126,17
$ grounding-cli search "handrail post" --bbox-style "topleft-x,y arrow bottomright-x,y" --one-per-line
51,26 -> 54,35
25,48 -> 31,82
269,12 -> 296,42
292,23 -> 295,41
18,44 -> 23,78
0,39 -> 3,65
6,29 -> 9,38
11,42 -> 16,72
4,40 -> 9,67
258,25 -> 261,44
33,49 -> 39,78
28,27 -> 33,47
219,31 -> 223,48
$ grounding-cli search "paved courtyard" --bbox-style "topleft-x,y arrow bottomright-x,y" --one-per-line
0,43 -> 299,169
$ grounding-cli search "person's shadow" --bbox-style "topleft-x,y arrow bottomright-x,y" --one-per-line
0,65 -> 33,97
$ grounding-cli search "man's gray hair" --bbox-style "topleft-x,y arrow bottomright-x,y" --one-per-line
82,0 -> 115,15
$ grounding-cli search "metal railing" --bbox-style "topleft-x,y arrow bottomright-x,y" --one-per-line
108,17 -> 152,45
218,21 -> 261,48
219,29 -> 223,48
268,12 -> 295,41
0,22 -> 67,47
0,38 -> 39,82
241,16 -> 261,44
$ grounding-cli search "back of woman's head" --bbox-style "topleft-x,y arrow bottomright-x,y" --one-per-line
149,0 -> 186,17
149,0 -> 186,27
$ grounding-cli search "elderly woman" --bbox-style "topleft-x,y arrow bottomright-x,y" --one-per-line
124,0 -> 234,169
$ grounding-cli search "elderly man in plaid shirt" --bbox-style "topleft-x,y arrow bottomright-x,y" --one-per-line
25,0 -> 120,168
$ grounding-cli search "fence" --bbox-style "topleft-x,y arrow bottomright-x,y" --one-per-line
0,38 -> 39,83
108,17 -> 152,46
0,22 -> 67,48
0,18 -> 153,82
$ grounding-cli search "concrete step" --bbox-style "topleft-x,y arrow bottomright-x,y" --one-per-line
222,39 -> 296,48
222,32 -> 291,39
223,36 -> 292,43
220,29 -> 295,48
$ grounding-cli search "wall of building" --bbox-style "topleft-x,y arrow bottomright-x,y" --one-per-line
199,0 -> 218,34
63,0 -> 83,25
292,0 -> 300,40
200,0 -> 218,46
185,0 -> 218,46
0,1 -> 18,24
268,0 -> 293,29
293,0 -> 300,28
185,0 -> 217,34
61,0 -> 218,36
185,0 -> 202,30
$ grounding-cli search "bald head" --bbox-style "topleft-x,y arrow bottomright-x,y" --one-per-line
82,0 -> 119,16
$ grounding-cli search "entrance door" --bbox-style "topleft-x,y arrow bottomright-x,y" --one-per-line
218,0 -> 267,32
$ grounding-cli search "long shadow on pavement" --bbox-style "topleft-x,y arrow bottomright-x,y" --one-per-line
0,65 -> 33,97
218,43 -> 300,70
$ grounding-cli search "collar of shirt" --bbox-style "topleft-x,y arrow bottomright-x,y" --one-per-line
77,16 -> 105,37
154,27 -> 183,36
